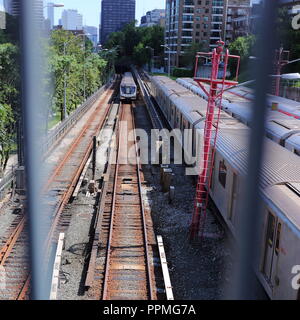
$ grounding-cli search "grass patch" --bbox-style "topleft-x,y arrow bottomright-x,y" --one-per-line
48,113 -> 61,129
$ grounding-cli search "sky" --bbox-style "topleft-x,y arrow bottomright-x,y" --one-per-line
48,0 -> 166,28
0,0 -> 261,30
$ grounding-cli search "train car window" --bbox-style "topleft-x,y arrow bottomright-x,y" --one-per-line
218,160 -> 227,188
192,127 -> 196,158
275,223 -> 281,255
266,212 -> 275,248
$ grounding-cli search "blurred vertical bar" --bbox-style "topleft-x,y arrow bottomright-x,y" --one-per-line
231,0 -> 279,299
20,0 -> 49,299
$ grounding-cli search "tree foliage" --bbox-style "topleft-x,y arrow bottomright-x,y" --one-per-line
0,26 -> 110,173
48,30 -> 107,120
105,22 -> 164,68
277,8 -> 300,73
0,42 -> 20,174
228,35 -> 256,79
181,42 -> 204,70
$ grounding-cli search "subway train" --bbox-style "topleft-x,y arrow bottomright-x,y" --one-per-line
150,75 -> 300,300
120,72 -> 137,101
177,78 -> 300,156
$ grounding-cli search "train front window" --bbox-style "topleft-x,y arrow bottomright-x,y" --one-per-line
121,86 -> 135,94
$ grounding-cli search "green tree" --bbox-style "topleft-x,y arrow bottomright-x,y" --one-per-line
48,30 -> 108,122
182,42 -> 204,71
228,35 -> 256,80
105,23 -> 165,69
133,43 -> 151,67
0,104 -> 14,173
277,7 -> 300,73
0,43 -> 20,172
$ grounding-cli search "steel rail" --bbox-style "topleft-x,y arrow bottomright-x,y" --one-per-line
0,84 -> 117,300
0,82 -> 113,201
44,90 -> 117,251
85,101 -> 121,290
30,86 -> 118,297
102,102 -> 154,300
130,103 -> 154,300
101,103 -> 121,300
132,68 -> 164,130
43,87 -> 114,192
0,216 -> 26,266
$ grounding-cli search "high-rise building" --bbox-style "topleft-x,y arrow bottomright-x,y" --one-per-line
0,3 -> 5,29
83,26 -> 98,47
47,2 -> 55,29
3,0 -> 44,24
279,0 -> 300,5
99,11 -> 102,44
3,0 -> 11,14
225,0 -> 251,43
100,0 -> 135,44
61,9 -> 83,31
165,0 -> 229,69
140,9 -> 166,27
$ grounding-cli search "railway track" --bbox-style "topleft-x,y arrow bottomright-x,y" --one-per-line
0,83 -> 117,300
86,101 -> 158,300
102,103 -> 155,300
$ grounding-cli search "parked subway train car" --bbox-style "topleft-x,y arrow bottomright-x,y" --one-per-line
150,75 -> 300,300
176,77 -> 300,156
120,72 -> 137,101
150,76 -> 247,166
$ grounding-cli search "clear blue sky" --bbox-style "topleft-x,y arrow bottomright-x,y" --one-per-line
48,0 -> 166,28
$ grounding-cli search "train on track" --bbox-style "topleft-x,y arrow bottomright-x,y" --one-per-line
120,72 -> 137,101
149,75 -> 300,300
176,78 -> 300,156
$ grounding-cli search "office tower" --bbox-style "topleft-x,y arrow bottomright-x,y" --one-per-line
61,9 -> 83,31
47,2 -> 54,29
140,9 -> 166,27
100,0 -> 135,44
165,0 -> 229,69
83,25 -> 98,47
226,0 -> 251,43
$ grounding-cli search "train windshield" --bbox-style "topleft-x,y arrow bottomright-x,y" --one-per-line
121,86 -> 136,94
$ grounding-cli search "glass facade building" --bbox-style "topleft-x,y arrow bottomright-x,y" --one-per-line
100,0 -> 136,44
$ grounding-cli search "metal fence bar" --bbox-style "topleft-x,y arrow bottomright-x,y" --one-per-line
0,170 -> 14,200
0,81 -> 113,200
21,0 -> 52,300
43,78 -> 114,154
231,0 -> 279,300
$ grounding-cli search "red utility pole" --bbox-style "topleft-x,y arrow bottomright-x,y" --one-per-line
190,41 -> 240,241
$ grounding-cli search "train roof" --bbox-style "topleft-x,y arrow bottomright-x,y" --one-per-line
216,129 -> 300,188
264,183 -> 300,231
215,128 -> 300,231
121,72 -> 136,86
153,76 -> 247,128
154,75 -> 300,231
152,76 -> 192,96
